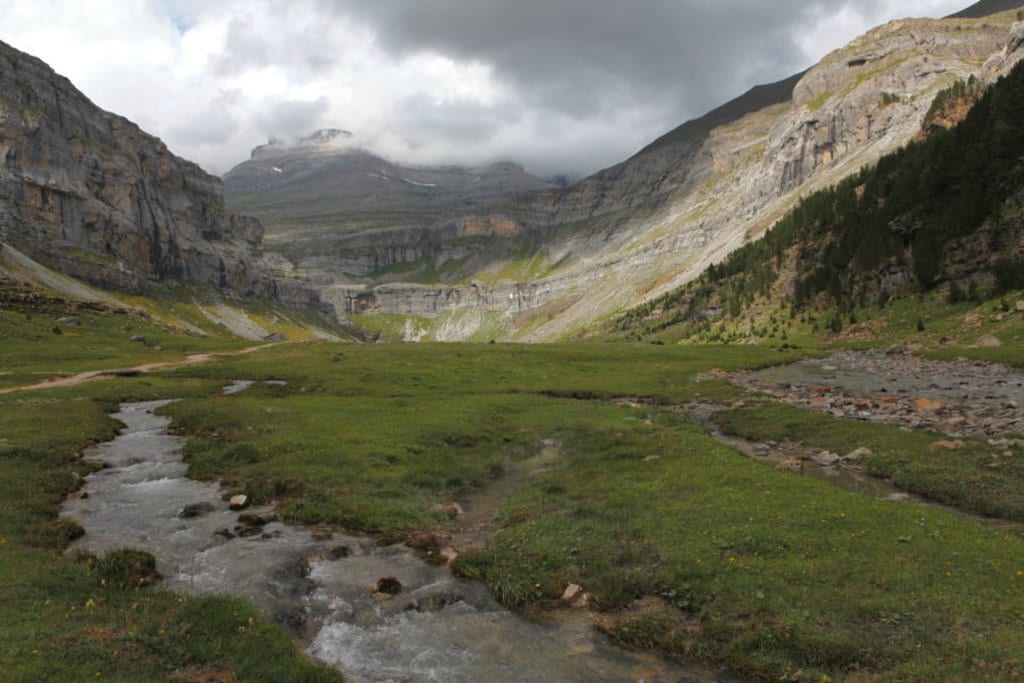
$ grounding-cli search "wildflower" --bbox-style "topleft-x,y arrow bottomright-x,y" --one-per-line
84,598 -> 96,609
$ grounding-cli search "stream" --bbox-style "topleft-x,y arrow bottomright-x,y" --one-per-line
61,382 -> 729,683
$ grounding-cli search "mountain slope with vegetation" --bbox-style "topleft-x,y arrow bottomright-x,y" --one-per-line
618,59 -> 1024,344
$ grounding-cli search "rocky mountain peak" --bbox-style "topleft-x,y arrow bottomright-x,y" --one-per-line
250,128 -> 356,160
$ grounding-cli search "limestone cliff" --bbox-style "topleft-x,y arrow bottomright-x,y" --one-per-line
0,39 -> 270,297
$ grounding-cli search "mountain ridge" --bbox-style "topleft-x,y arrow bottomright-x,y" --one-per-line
228,9 -> 1024,341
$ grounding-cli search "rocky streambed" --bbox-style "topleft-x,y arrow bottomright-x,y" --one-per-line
61,383 -> 726,683
729,350 -> 1024,441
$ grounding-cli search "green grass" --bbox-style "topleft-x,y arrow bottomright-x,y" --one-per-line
713,401 -> 1024,521
162,343 -> 798,531
0,303 -> 254,390
6,323 -> 1024,680
0,377 -> 340,681
151,342 -> 1024,680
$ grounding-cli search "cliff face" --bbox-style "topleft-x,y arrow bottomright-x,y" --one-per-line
0,39 -> 267,295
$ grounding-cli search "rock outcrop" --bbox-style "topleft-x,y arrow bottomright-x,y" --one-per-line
0,39 -> 271,297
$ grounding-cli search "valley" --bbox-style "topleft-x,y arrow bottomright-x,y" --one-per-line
1,1 -> 1024,681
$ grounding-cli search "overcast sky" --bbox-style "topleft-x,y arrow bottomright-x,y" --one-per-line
2,0 -> 970,178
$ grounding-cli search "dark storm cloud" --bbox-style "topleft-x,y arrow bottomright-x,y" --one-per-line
212,10 -> 339,78
322,0 -> 828,122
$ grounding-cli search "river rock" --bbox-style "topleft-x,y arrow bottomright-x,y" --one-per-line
1016,300 -> 1024,312
57,316 -> 81,325
179,502 -> 216,519
228,494 -> 249,510
439,547 -> 459,565
374,576 -> 403,595
237,513 -> 269,526
328,544 -> 351,560
214,527 -> 235,539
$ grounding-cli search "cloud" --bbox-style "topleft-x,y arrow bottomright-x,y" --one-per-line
0,0 -> 970,178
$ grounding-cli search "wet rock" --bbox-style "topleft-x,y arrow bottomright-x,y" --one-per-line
237,513 -> 269,527
228,494 -> 249,510
214,527 -> 235,539
80,491 -> 90,500
561,583 -> 584,602
374,576 -> 403,595
310,526 -> 334,541
327,544 -> 352,561
439,547 -> 459,565
235,525 -> 264,538
179,502 -> 216,519
752,443 -> 772,456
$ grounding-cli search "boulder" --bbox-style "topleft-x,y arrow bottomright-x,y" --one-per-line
228,494 -> 249,510
914,398 -> 943,413
57,316 -> 81,325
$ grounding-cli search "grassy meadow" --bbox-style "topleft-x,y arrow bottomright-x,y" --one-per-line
2,332 -> 1023,681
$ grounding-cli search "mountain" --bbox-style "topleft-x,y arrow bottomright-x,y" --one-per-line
224,132 -> 556,236
618,57 -> 1024,343
0,38 -> 343,333
229,7 -> 1024,342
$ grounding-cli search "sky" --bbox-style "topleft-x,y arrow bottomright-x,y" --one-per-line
1,0 -> 971,178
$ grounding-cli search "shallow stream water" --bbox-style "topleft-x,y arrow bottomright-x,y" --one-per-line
61,384 -> 728,683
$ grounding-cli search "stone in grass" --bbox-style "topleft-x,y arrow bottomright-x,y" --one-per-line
929,440 -> 965,453
374,576 -> 403,596
561,583 -> 584,602
129,335 -> 146,343
845,447 -> 873,461
433,502 -> 464,518
228,494 -> 249,510
811,451 -> 841,467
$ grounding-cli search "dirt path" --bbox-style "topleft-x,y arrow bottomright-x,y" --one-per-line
0,343 -> 283,395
